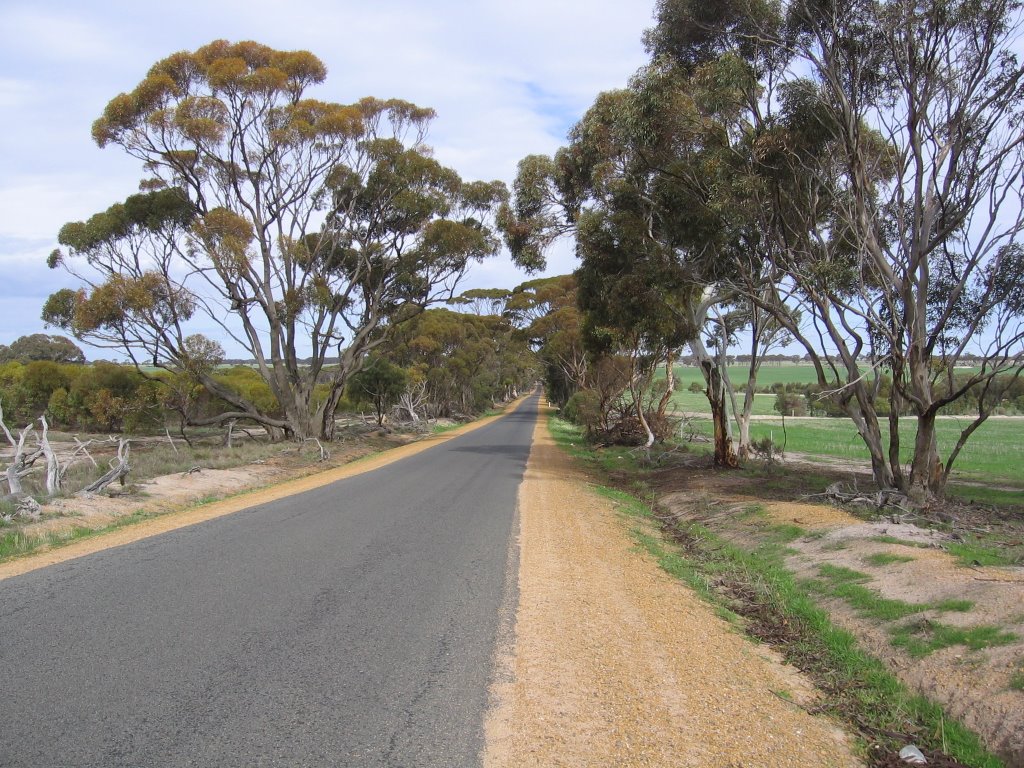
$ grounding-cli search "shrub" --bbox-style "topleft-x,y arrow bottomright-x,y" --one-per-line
774,390 -> 807,417
562,389 -> 602,433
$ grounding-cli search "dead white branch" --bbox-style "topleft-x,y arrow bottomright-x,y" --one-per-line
73,438 -> 100,469
77,439 -> 131,495
304,438 -> 330,462
37,415 -> 61,495
164,427 -> 179,455
1,401 -> 42,495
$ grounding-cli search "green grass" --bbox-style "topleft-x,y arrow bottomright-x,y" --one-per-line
0,508 -> 158,564
810,566 -> 926,621
670,363 -> 825,390
670,390 -> 782,416
737,504 -> 768,520
946,484 -> 1024,507
430,422 -> 462,434
810,564 -> 975,622
1009,666 -> 1024,692
870,535 -> 933,549
764,523 -> 806,544
673,415 -> 1024,486
946,536 -> 1022,567
864,552 -> 916,566
546,414 -> 1004,767
891,620 -> 1018,659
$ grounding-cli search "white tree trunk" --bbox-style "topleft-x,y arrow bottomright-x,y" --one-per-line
78,440 -> 130,495
37,415 -> 61,495
1,402 -> 38,495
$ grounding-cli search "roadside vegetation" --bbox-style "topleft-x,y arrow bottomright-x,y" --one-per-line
0,324 -> 536,537
548,414 -> 1016,768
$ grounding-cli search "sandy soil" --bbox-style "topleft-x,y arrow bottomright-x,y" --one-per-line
771,503 -> 1024,766
655,478 -> 1024,766
484,409 -> 862,768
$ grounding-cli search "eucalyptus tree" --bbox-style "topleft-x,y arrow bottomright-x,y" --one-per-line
647,0 -> 1024,497
505,275 -> 588,408
447,287 -> 512,316
504,59 -> 800,463
380,308 -> 535,417
575,202 -> 696,450
45,40 -> 506,441
347,356 -> 407,426
784,0 -> 1024,496
0,335 -> 86,365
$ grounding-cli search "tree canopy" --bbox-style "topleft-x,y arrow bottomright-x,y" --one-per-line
45,40 -> 507,441
0,334 -> 86,365
500,0 -> 1024,495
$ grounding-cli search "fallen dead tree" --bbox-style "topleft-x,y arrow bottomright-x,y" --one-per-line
804,482 -> 915,517
77,439 -> 131,495
2,400 -> 140,504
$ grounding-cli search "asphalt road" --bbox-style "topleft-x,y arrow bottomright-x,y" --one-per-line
0,395 -> 538,768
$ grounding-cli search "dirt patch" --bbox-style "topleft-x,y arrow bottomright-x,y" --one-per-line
484,410 -> 861,767
653,464 -> 1024,766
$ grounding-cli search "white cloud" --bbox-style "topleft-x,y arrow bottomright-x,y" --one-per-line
0,6 -> 121,63
0,173 -> 138,241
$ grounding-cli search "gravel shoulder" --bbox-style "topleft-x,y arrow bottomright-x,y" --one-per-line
484,406 -> 862,767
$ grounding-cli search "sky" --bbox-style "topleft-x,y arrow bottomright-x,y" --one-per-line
0,0 -> 656,358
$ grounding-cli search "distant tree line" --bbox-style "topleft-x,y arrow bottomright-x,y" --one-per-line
0,321 -> 536,437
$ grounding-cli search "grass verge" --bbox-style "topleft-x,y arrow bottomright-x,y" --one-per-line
890,620 -> 1019,659
547,413 -> 1005,768
945,536 -> 1022,568
0,508 -> 158,563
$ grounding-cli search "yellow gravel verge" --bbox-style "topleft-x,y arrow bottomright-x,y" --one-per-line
0,404 -> 521,582
484,408 -> 863,768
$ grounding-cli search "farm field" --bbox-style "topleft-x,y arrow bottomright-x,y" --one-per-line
664,364 -> 1023,489
672,362 -> 824,388
669,362 -> 983,389
676,414 -> 1024,486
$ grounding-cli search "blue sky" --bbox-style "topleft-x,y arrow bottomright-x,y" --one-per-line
0,0 -> 654,357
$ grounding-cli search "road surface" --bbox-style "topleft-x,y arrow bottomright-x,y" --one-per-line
0,396 -> 538,767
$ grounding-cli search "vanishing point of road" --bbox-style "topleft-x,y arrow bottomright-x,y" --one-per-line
0,395 -> 539,767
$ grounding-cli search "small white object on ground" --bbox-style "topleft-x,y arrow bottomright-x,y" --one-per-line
899,744 -> 928,764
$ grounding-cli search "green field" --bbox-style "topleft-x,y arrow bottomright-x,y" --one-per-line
670,390 -> 781,415
666,364 -> 821,415
669,362 -> 986,392
678,415 -> 1024,486
672,363 -> 825,389
662,364 -> 1022,488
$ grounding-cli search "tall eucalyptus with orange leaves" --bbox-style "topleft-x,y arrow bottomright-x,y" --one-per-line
45,40 -> 506,440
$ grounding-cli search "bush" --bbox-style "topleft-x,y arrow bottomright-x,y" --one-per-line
774,390 -> 807,417
688,380 -> 704,393
562,389 -> 602,433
